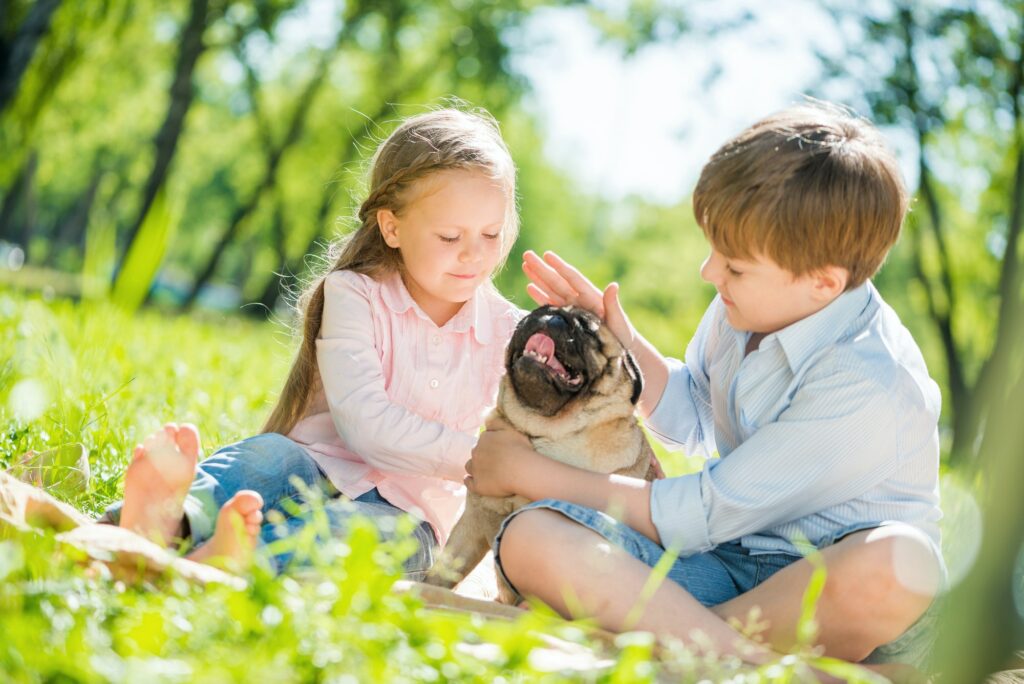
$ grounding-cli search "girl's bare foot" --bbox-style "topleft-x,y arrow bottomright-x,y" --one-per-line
119,423 -> 200,545
187,491 -> 264,571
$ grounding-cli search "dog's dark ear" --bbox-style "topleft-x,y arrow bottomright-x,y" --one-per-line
622,349 -> 644,405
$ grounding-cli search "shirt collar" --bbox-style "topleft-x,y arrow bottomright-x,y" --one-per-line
378,271 -> 495,344
772,281 -> 874,371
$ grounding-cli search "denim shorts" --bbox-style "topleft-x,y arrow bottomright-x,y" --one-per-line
493,498 -> 937,669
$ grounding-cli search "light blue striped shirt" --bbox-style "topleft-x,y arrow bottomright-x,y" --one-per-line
647,281 -> 943,559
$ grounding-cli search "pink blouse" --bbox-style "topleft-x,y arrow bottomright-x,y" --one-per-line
286,269 -> 521,546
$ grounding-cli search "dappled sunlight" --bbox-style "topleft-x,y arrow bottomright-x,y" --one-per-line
938,473 -> 984,592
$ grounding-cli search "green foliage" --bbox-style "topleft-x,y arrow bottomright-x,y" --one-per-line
111,187 -> 179,312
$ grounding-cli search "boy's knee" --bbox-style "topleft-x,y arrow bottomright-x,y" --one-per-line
498,509 -> 559,580
823,524 -> 939,656
832,525 -> 940,601
498,508 -> 599,592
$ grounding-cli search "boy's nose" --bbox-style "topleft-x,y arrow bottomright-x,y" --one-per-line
700,253 -> 720,284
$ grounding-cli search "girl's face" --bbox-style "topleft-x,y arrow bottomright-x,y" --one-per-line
378,169 -> 509,326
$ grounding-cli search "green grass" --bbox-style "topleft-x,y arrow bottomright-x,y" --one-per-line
0,288 -> 884,683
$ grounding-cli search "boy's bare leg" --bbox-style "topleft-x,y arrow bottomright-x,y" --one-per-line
186,491 -> 264,570
119,423 -> 200,545
712,524 -> 941,662
501,511 -> 939,667
498,509 -> 776,664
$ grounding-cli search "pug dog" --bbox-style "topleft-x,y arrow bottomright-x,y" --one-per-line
425,305 -> 657,600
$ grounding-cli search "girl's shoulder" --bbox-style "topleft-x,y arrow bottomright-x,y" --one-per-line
324,269 -> 376,292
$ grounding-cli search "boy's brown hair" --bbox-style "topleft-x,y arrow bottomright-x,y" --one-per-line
692,101 -> 908,288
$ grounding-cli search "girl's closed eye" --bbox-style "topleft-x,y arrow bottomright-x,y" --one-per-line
439,232 -> 502,243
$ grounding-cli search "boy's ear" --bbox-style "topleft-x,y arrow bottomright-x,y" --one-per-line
811,265 -> 849,301
378,208 -> 400,248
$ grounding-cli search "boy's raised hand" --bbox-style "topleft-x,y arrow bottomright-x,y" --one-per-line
522,250 -> 636,349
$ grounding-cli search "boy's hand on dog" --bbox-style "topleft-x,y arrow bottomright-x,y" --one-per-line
522,250 -> 637,351
465,420 -> 534,498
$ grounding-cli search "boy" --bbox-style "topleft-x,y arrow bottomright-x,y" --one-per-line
465,102 -> 944,669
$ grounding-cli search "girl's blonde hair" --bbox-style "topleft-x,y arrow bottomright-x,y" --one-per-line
263,108 -> 518,435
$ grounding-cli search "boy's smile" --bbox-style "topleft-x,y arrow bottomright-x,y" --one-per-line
700,248 -> 848,336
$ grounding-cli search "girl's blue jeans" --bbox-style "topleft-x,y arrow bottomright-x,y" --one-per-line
100,433 -> 437,577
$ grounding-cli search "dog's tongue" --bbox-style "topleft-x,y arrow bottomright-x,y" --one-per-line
524,333 -> 568,375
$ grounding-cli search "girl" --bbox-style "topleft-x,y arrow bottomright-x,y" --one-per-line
101,108 -> 523,576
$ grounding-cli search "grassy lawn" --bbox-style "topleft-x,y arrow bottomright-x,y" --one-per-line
0,288 -> 885,683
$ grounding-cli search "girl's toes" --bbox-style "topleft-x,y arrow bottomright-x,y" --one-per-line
234,490 -> 264,515
174,423 -> 202,460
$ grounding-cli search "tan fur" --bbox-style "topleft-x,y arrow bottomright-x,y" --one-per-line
426,310 -> 656,602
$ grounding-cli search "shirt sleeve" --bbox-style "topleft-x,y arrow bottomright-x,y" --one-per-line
643,299 -> 720,457
650,363 -> 904,555
315,272 -> 475,482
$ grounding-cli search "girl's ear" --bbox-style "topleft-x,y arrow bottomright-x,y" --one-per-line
378,208 -> 400,248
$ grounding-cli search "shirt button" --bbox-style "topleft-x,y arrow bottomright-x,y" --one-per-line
429,378 -> 439,389
432,335 -> 441,345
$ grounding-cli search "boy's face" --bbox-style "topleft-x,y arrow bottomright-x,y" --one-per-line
700,248 -> 846,335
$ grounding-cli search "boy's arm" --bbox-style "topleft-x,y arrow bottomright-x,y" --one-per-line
649,365 -> 925,556
522,250 -> 669,417
465,421 -> 663,543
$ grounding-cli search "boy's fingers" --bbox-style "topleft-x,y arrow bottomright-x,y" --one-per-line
541,251 -> 599,295
603,283 -> 628,326
524,256 -> 580,304
603,283 -> 636,346
525,282 -> 554,307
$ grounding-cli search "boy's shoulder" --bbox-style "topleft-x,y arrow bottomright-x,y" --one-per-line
808,285 -> 940,415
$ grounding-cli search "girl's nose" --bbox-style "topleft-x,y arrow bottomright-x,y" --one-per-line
459,237 -> 484,263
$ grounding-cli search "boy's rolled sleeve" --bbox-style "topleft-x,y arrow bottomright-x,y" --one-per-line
643,358 -> 701,450
650,473 -> 712,555
647,365 -> 905,557
643,299 -> 721,456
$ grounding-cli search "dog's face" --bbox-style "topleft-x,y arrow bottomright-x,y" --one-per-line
505,305 -> 642,418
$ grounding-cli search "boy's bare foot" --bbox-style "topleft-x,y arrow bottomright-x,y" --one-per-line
119,423 -> 200,545
187,491 -> 264,571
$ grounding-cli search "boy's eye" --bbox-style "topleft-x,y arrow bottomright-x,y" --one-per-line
483,233 -> 501,240
726,265 -> 742,276
439,235 -> 459,243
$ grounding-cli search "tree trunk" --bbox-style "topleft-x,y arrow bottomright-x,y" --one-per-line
948,24 -> 1024,464
0,0 -> 62,114
253,200 -> 288,315
933,313 -> 1024,681
51,166 -> 104,261
0,149 -> 37,243
179,38 -> 340,310
114,0 -> 209,278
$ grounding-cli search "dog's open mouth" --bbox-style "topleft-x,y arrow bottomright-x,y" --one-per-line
522,332 -> 583,387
